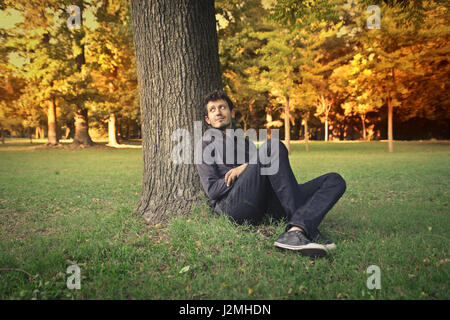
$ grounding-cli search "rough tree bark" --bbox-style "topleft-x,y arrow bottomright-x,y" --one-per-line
130,0 -> 222,224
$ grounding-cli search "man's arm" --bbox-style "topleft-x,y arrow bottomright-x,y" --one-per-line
195,135 -> 249,200
224,163 -> 248,187
196,161 -> 232,200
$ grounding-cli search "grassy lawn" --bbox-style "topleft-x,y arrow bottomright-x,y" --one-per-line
0,138 -> 448,300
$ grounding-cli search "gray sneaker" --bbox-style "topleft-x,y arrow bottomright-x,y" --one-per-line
274,230 -> 328,258
310,230 -> 337,250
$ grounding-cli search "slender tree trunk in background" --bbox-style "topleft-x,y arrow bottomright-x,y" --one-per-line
0,128 -> 4,144
387,94 -> 393,152
108,113 -> 119,146
47,97 -> 59,146
284,96 -> 290,155
130,0 -> 222,224
115,117 -> 121,143
107,80 -> 120,146
266,108 -> 272,140
361,114 -> 366,141
388,68 -> 395,153
304,114 -> 309,152
324,117 -> 328,142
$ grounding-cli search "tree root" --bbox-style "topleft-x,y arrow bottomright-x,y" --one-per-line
0,268 -> 39,280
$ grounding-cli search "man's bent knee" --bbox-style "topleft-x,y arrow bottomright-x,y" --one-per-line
259,139 -> 287,157
328,172 -> 347,194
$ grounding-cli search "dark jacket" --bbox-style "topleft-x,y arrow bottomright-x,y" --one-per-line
195,128 -> 257,212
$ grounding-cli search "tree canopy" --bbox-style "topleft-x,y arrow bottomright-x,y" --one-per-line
0,0 -> 448,147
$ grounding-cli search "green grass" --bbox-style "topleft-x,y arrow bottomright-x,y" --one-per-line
0,138 -> 448,299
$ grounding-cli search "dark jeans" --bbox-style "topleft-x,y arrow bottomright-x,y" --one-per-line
216,140 -> 346,239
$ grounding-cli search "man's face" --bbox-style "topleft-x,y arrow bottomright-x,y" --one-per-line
205,99 -> 235,131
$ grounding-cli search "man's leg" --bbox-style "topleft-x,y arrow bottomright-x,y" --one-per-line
290,173 -> 346,238
259,140 -> 346,238
263,180 -> 340,250
258,140 -> 309,232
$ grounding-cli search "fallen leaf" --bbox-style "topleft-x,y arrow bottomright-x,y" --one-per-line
179,266 -> 190,274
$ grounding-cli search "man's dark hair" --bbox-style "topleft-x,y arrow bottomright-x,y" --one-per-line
202,90 -> 234,117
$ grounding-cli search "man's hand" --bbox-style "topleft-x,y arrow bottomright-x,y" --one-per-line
224,163 -> 248,187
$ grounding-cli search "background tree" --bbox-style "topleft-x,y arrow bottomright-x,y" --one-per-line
330,52 -> 383,140
216,0 -> 269,133
88,0 -> 138,146
253,25 -> 300,154
3,0 -> 74,146
67,0 -> 96,147
314,95 -> 332,141
354,0 -> 446,151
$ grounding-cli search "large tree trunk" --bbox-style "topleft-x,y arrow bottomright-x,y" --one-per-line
284,96 -> 290,155
130,0 -> 222,224
47,97 -> 59,146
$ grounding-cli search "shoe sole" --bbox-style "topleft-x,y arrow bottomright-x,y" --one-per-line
274,241 -> 328,258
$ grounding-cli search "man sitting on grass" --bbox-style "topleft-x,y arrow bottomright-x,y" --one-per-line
195,90 -> 346,258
